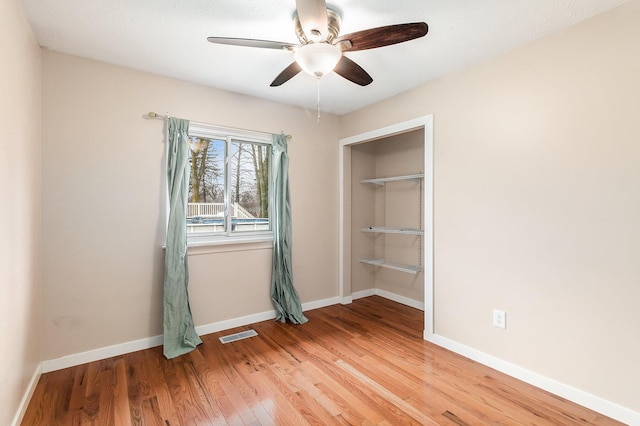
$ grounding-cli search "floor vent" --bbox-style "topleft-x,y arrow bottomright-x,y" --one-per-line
219,329 -> 258,344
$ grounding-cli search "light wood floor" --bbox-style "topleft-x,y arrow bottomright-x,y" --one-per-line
23,296 -> 621,425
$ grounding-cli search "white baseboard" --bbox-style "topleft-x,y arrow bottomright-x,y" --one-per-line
340,296 -> 353,305
42,334 -> 165,373
195,310 -> 277,337
425,332 -> 640,426
196,296 -> 341,336
41,296 -> 341,373
11,363 -> 42,426
351,289 -> 376,300
352,288 -> 425,311
302,296 -> 341,312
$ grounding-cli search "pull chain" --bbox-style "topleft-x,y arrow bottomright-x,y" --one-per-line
316,76 -> 321,123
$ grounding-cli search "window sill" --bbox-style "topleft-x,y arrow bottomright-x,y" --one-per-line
186,234 -> 273,255
162,234 -> 273,255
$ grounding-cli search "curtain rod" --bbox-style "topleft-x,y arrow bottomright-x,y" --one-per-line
147,111 -> 292,140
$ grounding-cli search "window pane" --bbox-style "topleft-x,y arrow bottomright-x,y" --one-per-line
229,141 -> 271,233
187,137 -> 225,234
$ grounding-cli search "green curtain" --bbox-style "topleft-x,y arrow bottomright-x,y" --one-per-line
271,134 -> 308,324
163,117 -> 202,359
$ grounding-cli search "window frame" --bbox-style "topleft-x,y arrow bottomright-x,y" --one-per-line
170,121 -> 274,247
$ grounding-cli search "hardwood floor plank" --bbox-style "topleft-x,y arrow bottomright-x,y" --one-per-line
123,351 -> 149,424
305,362 -> 384,424
306,348 -> 420,424
142,347 -> 182,425
163,354 -> 215,424
252,368 -> 312,425
96,364 -> 117,425
113,358 -> 131,425
138,396 -> 166,426
334,358 -> 439,426
66,365 -> 86,413
23,296 -> 624,425
369,356 -> 504,425
189,346 -> 257,425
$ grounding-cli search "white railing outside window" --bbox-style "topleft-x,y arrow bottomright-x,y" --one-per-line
187,203 -> 254,219
186,203 -> 269,234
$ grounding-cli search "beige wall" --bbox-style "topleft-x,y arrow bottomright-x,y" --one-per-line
342,0 -> 640,412
0,0 -> 42,424
41,51 -> 341,360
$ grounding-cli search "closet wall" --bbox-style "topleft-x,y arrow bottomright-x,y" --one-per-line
350,129 -> 425,303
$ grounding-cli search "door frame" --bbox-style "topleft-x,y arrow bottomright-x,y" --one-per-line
338,115 -> 434,337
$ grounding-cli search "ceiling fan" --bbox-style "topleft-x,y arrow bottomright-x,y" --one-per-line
207,0 -> 428,87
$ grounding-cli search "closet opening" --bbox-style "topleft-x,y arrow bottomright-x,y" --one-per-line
339,116 -> 434,337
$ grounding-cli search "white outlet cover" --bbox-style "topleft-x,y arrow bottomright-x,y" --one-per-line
493,309 -> 506,329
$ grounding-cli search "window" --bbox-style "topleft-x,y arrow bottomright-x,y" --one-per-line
185,122 -> 272,244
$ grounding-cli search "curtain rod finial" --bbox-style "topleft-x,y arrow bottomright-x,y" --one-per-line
148,112 -> 169,120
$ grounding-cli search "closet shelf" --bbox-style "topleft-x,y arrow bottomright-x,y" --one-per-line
361,226 -> 424,235
360,258 -> 422,275
358,173 -> 423,275
360,173 -> 424,186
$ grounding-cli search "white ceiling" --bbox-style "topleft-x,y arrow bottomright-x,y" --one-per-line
22,0 -> 630,115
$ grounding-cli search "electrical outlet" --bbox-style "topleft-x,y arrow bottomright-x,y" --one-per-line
493,309 -> 506,329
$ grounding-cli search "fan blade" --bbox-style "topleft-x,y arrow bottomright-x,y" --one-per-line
270,62 -> 302,87
334,56 -> 373,86
296,0 -> 328,41
336,22 -> 428,51
207,37 -> 296,50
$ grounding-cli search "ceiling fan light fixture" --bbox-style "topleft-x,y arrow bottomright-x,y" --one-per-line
294,42 -> 342,77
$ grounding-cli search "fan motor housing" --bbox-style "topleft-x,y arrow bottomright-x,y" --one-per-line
293,8 -> 341,44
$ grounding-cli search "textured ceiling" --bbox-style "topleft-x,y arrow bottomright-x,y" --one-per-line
22,0 -> 630,115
